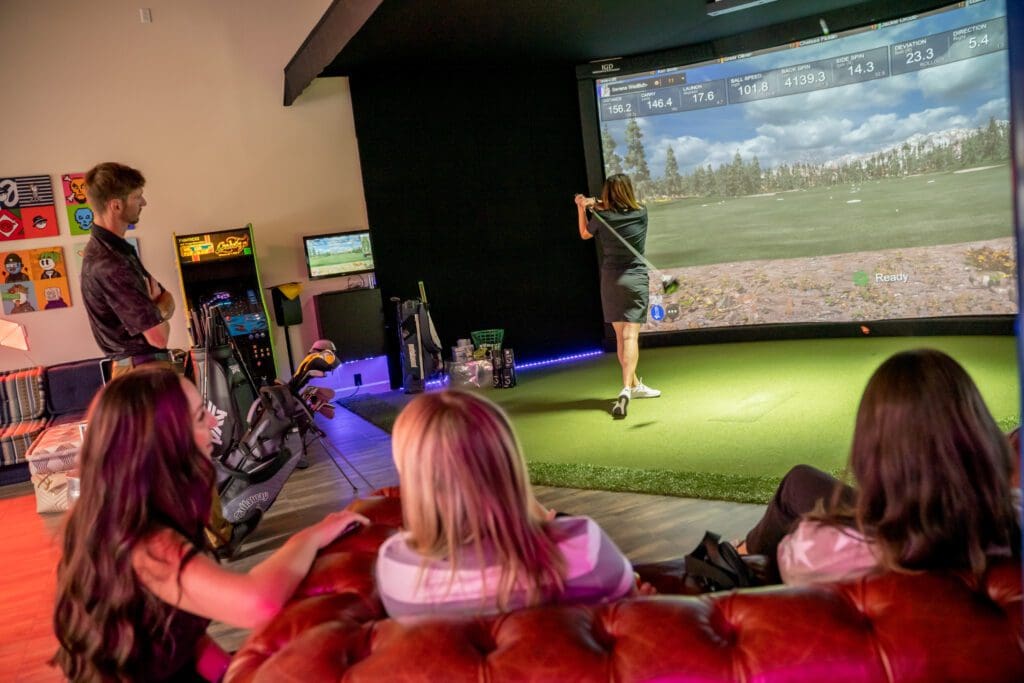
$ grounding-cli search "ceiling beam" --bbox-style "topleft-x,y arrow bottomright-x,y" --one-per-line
283,0 -> 383,106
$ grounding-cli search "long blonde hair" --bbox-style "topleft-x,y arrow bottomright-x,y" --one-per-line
392,389 -> 565,609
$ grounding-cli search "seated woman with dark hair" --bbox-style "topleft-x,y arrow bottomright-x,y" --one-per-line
740,348 -> 1020,585
376,389 -> 638,617
53,366 -> 368,682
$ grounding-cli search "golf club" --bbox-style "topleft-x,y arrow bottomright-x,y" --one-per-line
586,204 -> 680,295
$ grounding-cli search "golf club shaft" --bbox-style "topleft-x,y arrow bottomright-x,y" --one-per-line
588,208 -> 669,281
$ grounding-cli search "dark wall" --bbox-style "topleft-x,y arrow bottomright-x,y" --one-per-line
350,64 -> 604,383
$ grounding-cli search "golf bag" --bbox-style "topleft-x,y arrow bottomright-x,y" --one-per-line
188,345 -> 256,460
211,341 -> 344,557
186,306 -> 258,460
394,297 -> 443,393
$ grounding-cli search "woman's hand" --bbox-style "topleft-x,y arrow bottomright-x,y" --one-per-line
307,510 -> 370,549
575,194 -> 596,209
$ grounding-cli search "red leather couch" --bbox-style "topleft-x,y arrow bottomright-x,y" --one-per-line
225,491 -> 1023,683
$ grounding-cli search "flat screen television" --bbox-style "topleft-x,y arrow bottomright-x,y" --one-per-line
303,230 -> 375,280
578,0 -> 1014,336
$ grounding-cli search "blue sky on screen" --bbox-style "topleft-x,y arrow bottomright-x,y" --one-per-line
599,0 -> 1007,177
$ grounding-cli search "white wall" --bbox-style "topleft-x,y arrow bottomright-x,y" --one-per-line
0,0 -> 368,376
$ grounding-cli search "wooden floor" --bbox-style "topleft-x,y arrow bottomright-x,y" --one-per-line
0,406 -> 765,679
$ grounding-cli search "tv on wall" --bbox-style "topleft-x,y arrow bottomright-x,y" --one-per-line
303,230 -> 375,280
579,0 -> 1014,336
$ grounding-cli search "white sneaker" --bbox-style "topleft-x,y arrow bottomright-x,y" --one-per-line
612,390 -> 629,419
631,379 -> 661,399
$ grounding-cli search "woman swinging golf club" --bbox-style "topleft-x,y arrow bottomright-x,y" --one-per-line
576,173 -> 660,419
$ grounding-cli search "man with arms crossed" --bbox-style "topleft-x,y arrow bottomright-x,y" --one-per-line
80,162 -> 174,379
81,162 -> 234,545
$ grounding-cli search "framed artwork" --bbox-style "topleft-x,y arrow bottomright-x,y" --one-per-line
61,172 -> 94,236
0,175 -> 60,241
1,246 -> 71,313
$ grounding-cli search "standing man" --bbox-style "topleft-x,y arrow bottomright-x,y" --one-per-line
81,162 -> 234,547
80,162 -> 174,379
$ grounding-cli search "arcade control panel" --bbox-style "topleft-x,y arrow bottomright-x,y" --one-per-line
200,288 -> 274,385
211,290 -> 275,384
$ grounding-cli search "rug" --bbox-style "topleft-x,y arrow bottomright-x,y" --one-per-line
335,393 -> 415,434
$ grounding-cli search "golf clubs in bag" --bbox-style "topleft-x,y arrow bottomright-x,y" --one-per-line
209,340 -> 354,558
392,282 -> 443,393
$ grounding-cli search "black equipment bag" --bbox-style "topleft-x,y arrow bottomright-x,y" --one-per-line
395,298 -> 442,393
683,531 -> 756,592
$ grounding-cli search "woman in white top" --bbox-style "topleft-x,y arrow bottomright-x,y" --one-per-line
376,389 -> 636,617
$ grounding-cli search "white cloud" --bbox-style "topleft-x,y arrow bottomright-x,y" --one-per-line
651,103 -> 980,176
974,97 -> 1009,125
742,80 -> 899,125
839,107 -> 968,150
912,52 -> 1008,100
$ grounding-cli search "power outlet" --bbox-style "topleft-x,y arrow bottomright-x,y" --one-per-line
353,373 -> 363,386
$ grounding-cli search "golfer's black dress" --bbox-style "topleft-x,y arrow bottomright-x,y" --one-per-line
587,207 -> 649,323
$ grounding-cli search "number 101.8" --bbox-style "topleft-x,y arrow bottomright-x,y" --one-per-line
736,81 -> 768,96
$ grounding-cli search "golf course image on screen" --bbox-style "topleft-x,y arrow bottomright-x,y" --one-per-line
303,231 -> 375,280
593,0 -> 1015,332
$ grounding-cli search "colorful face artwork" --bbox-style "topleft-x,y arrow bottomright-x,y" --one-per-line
0,246 -> 70,314
0,176 -> 60,242
62,173 -> 93,236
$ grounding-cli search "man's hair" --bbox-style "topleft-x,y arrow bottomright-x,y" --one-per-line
84,163 -> 145,213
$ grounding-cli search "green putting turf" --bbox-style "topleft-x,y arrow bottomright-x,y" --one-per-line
485,336 -> 1019,503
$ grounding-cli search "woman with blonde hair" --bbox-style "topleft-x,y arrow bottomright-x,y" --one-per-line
376,389 -> 636,616
53,366 -> 367,681
575,173 -> 659,419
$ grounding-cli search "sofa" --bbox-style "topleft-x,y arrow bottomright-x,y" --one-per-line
225,491 -> 1024,683
0,358 -> 104,486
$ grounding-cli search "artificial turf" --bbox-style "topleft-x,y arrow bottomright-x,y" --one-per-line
340,335 -> 1018,504
485,335 -> 1019,503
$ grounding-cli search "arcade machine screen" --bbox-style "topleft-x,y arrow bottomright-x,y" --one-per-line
176,227 -> 276,384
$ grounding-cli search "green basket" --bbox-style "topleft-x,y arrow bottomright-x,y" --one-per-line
471,328 -> 504,348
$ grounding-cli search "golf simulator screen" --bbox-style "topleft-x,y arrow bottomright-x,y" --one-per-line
303,230 -> 376,280
588,0 -> 1014,334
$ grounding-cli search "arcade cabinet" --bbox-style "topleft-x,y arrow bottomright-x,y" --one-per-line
173,225 -> 277,385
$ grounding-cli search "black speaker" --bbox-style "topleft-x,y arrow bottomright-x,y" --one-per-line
314,288 -> 387,362
270,287 -> 303,326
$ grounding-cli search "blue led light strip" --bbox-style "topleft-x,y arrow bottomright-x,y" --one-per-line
515,350 -> 603,371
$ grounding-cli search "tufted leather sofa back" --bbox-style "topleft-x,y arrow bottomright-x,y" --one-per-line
226,491 -> 1023,683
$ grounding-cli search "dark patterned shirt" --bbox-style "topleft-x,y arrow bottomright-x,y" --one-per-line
81,225 -> 165,358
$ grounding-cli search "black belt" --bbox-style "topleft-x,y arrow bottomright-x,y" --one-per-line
112,351 -> 172,367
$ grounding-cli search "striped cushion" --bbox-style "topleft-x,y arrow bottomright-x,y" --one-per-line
0,367 -> 46,426
0,418 -> 47,466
